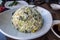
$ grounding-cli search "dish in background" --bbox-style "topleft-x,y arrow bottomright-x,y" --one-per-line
8,1 -> 19,7
51,20 -> 60,38
5,1 -> 28,9
0,5 -> 52,40
50,4 -> 60,10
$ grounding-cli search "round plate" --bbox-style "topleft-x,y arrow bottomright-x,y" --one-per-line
0,5 -> 53,40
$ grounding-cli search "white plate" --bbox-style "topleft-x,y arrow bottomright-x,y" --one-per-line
5,1 -> 28,9
0,5 -> 53,40
0,9 -> 16,26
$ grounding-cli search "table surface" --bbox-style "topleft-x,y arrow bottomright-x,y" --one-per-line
6,3 -> 60,40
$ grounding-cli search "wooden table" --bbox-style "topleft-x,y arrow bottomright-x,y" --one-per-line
6,3 -> 60,40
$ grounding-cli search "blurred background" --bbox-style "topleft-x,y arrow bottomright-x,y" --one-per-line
1,0 -> 60,6
0,0 -> 60,40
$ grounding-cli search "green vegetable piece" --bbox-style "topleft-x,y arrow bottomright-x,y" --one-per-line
9,1 -> 19,6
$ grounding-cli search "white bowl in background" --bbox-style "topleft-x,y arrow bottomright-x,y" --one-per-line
5,1 -> 28,9
0,5 -> 53,40
50,4 -> 60,10
51,20 -> 60,38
